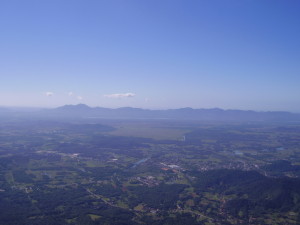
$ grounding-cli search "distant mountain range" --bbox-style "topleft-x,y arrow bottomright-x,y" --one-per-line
40,104 -> 300,122
1,104 -> 300,122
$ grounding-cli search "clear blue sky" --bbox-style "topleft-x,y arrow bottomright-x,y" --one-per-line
1,0 -> 300,111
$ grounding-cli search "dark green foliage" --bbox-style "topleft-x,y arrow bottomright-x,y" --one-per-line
0,190 -> 39,225
13,170 -> 34,183
95,207 -> 137,225
263,160 -> 300,174
94,184 -> 124,198
191,169 -> 300,219
87,166 -> 129,180
141,213 -> 202,225
129,184 -> 188,209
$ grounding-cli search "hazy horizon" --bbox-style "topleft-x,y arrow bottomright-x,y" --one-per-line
1,103 -> 300,114
1,1 -> 300,112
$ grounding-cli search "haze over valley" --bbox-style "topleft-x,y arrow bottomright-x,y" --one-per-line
1,1 -> 300,224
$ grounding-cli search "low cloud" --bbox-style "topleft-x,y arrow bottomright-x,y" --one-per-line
68,92 -> 73,96
104,93 -> 136,98
77,96 -> 83,100
45,92 -> 54,97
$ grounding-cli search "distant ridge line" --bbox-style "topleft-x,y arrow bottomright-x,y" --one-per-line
1,104 -> 299,122
45,104 -> 300,122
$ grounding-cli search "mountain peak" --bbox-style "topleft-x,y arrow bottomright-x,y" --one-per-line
56,104 -> 91,110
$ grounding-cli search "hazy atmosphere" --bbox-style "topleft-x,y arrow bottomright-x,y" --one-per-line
2,2 -> 300,224
1,0 -> 300,111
